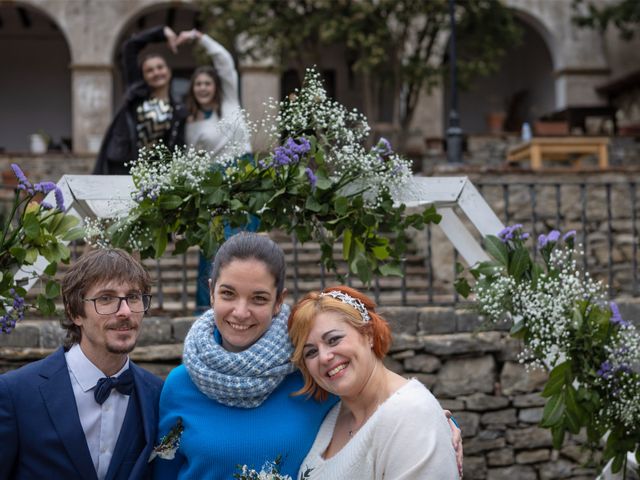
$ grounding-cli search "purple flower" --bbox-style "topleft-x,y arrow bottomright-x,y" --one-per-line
538,229 -> 561,249
40,201 -> 54,210
305,167 -> 317,189
597,361 -> 614,379
520,232 -> 530,240
497,224 -> 524,243
10,163 -> 29,186
272,147 -> 293,166
34,181 -> 56,194
267,137 -> 311,168
285,137 -> 311,156
547,230 -> 561,242
373,137 -> 393,157
54,187 -> 65,211
562,230 -> 576,241
609,302 -> 630,327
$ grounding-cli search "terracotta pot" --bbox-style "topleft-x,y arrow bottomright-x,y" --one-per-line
533,121 -> 569,136
486,112 -> 506,134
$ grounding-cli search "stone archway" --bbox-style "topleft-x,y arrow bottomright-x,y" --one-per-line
444,12 -> 556,135
0,2 -> 71,153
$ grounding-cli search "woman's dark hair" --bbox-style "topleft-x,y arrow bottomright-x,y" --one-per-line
210,232 -> 286,296
187,65 -> 223,118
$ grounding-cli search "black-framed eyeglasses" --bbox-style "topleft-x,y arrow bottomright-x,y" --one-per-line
83,294 -> 152,315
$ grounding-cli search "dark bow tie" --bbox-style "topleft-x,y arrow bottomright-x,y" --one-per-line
93,368 -> 134,405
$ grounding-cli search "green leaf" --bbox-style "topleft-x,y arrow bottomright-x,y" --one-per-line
454,277 -> 471,298
508,247 -> 530,280
611,453 -> 625,474
159,195 -> 183,210
371,245 -> 389,260
334,196 -> 349,216
542,361 -> 571,397
25,248 -> 39,265
483,235 -> 509,266
540,392 -> 565,428
43,262 -> 57,276
63,226 -> 86,241
551,425 -> 566,450
9,246 -> 27,264
342,229 -> 353,261
37,295 -> 55,315
305,195 -> 323,212
50,214 -> 79,236
379,262 -> 403,277
23,214 -> 41,239
154,230 -> 168,257
45,280 -> 60,299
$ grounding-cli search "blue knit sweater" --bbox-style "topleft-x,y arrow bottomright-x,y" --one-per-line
153,366 -> 335,479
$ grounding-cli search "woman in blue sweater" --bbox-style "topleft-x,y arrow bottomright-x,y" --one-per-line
153,232 -> 462,478
153,233 -> 334,478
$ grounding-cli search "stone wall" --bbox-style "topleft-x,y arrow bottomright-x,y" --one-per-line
3,301 -> 639,479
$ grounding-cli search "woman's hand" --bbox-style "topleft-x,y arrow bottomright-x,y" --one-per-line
444,410 -> 464,478
177,29 -> 203,47
163,26 -> 178,53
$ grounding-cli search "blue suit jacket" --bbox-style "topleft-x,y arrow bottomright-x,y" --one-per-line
0,347 -> 163,480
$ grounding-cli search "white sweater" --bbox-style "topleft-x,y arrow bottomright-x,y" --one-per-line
185,35 -> 252,156
299,379 -> 459,480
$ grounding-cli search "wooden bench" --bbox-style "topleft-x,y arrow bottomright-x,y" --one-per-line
506,136 -> 610,170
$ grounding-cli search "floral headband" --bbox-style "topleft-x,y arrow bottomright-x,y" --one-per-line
319,290 -> 371,323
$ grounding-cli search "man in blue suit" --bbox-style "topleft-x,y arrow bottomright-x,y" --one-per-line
0,248 -> 163,480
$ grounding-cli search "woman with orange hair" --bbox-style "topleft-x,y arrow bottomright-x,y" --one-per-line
289,286 -> 460,479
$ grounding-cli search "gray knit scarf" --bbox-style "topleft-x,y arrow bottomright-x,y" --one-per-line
182,304 -> 296,408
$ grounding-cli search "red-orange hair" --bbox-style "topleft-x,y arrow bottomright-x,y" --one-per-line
288,285 -> 392,401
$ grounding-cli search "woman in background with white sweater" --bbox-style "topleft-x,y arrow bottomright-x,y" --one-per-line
178,29 -> 255,313
179,29 -> 252,156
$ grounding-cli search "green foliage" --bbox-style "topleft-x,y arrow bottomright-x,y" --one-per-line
198,0 -> 521,141
0,166 -> 83,333
573,0 -> 640,40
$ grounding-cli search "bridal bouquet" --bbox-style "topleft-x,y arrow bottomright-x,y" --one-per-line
0,164 -> 83,333
105,68 -> 440,283
456,225 -> 640,474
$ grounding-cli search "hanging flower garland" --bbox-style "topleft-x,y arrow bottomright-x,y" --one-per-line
456,225 -> 640,474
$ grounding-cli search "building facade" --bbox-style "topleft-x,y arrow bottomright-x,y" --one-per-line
0,0 -> 638,161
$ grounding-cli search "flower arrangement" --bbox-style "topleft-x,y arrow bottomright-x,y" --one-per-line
456,225 -> 640,474
0,164 -> 84,333
234,456 -> 311,480
104,68 -> 440,283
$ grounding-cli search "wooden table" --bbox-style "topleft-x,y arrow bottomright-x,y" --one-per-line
506,136 -> 610,170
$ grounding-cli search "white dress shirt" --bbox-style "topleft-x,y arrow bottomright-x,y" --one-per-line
65,344 -> 131,480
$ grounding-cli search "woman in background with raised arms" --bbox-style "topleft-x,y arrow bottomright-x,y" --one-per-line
289,286 -> 460,479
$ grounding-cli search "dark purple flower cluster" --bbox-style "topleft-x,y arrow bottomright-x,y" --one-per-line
10,164 -> 65,211
537,229 -> 576,249
609,302 -> 630,328
262,137 -> 311,168
497,224 -> 527,243
597,360 -> 632,383
305,167 -> 317,189
373,137 -> 392,158
537,230 -> 560,249
0,289 -> 25,334
11,163 -> 34,194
